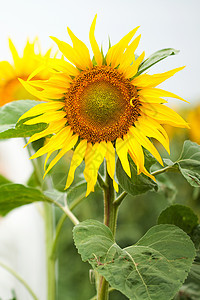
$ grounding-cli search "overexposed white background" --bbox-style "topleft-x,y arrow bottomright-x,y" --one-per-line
0,0 -> 200,299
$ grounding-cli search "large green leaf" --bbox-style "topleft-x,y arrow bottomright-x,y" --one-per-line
136,48 -> 179,76
0,100 -> 47,139
158,205 -> 199,235
116,153 -> 158,196
164,141 -> 200,188
0,183 -> 52,215
73,220 -> 195,300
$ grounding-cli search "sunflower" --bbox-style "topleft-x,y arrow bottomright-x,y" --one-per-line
18,16 -> 189,196
187,105 -> 200,144
0,38 -> 54,106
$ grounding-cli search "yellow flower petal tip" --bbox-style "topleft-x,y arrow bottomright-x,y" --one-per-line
18,18 -> 189,195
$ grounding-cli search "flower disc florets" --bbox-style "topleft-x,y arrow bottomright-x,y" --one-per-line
64,66 -> 140,143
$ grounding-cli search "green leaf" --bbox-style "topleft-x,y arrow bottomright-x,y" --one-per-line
164,141 -> 200,188
73,220 -> 195,300
157,174 -> 177,203
136,48 -> 179,76
0,100 -> 47,139
116,154 -> 158,196
0,183 -> 52,215
158,205 -> 199,235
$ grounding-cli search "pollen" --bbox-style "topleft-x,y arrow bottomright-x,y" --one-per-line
64,66 -> 141,143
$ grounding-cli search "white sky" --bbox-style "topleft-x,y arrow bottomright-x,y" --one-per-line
0,0 -> 200,105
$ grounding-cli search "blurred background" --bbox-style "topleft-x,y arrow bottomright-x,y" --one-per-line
0,0 -> 200,299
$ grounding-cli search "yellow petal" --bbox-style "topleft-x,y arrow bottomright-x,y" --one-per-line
18,101 -> 64,121
106,26 -> 139,68
124,51 -> 145,78
140,103 -> 189,128
142,167 -> 156,181
50,36 -> 82,69
105,141 -> 118,192
30,126 -> 72,159
25,119 -> 66,146
9,39 -> 21,71
132,66 -> 185,88
67,27 -> 93,69
89,15 -> 102,66
24,111 -> 66,125
125,132 -> 145,173
115,138 -> 131,177
139,95 -> 167,104
118,35 -> 141,72
129,126 -> 163,166
65,139 -> 87,189
43,134 -> 78,178
48,58 -> 79,76
18,79 -> 49,101
136,119 -> 170,154
84,142 -> 107,196
138,87 -> 188,103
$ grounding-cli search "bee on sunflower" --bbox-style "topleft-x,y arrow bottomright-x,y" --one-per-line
18,15 -> 189,196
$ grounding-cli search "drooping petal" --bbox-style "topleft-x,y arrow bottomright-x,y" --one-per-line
135,118 -> 170,153
84,142 -> 107,196
129,126 -> 163,166
132,66 -> 185,88
65,139 -> 87,189
43,134 -> 78,177
89,15 -> 102,66
105,141 -> 118,192
116,137 -> 131,177
125,132 -> 145,173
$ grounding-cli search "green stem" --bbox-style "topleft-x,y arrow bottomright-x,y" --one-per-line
97,169 -> 119,300
151,165 -> 174,176
90,288 -> 115,300
0,261 -> 39,300
44,202 -> 56,300
113,191 -> 128,207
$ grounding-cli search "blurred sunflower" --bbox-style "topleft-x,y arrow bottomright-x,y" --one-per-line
187,105 -> 200,144
18,16 -> 189,196
0,38 -> 53,106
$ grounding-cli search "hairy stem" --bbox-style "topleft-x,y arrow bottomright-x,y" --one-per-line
97,170 -> 119,300
151,165 -> 174,176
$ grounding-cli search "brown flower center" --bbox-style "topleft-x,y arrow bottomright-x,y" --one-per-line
64,66 -> 140,143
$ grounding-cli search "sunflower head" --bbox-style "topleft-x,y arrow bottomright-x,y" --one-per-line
18,15 -> 189,196
0,38 -> 53,106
